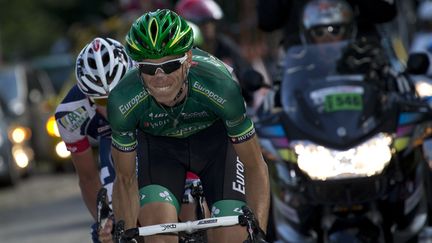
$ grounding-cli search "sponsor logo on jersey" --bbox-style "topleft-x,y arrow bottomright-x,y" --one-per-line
193,82 -> 227,106
59,107 -> 88,132
149,112 -> 168,119
119,90 -> 147,115
66,145 -> 78,153
97,125 -> 111,133
232,157 -> 246,194
181,111 -> 209,120
230,128 -> 255,144
146,119 -> 170,128
112,140 -> 137,152
165,124 -> 211,137
225,114 -> 246,128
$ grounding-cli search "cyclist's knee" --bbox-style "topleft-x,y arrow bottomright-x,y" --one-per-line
139,201 -> 178,226
138,184 -> 180,225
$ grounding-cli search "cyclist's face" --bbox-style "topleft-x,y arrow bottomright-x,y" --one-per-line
140,51 -> 191,105
308,25 -> 347,44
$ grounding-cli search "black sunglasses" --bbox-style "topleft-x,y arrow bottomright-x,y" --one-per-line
136,54 -> 188,75
310,25 -> 346,38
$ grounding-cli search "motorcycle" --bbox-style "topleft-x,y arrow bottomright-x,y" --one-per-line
255,40 -> 432,243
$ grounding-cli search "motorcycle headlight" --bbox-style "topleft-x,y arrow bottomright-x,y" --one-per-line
292,133 -> 392,180
46,116 -> 60,138
415,80 -> 432,97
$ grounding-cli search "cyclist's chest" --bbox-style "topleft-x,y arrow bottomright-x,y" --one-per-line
137,98 -> 218,137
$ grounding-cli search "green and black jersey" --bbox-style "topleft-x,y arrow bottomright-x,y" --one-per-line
107,48 -> 255,152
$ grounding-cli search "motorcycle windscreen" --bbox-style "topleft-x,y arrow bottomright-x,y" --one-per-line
280,41 -> 386,149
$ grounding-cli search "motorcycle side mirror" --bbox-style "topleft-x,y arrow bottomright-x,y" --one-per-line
406,52 -> 429,75
240,69 -> 270,93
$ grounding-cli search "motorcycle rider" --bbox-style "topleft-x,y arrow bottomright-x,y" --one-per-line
257,0 -> 397,49
55,37 -> 132,243
300,0 -> 356,44
256,0 -> 397,94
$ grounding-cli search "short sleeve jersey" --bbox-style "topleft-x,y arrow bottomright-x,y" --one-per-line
55,85 -> 111,153
108,48 -> 255,152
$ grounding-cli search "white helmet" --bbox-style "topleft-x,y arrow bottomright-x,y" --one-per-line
75,37 -> 132,98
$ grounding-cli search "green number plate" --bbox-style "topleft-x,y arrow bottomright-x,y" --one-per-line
324,93 -> 362,112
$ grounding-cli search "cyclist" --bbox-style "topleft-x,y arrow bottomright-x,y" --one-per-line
54,37 -> 132,243
104,9 -> 270,242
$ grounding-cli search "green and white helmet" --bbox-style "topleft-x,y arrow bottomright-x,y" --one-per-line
125,9 -> 194,60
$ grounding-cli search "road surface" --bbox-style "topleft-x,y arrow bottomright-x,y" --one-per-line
0,172 -> 92,243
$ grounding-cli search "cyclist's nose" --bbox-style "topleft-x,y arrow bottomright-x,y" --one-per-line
154,67 -> 166,75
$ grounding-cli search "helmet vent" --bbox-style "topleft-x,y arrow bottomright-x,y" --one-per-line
150,21 -> 158,41
162,21 -> 170,31
88,58 -> 97,69
102,53 -> 110,65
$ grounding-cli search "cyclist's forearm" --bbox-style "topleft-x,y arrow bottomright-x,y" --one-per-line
234,136 -> 270,231
112,174 -> 139,229
245,161 -> 270,231
79,176 -> 102,220
111,148 -> 139,229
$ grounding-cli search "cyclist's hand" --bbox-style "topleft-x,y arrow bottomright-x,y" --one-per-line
98,217 -> 114,243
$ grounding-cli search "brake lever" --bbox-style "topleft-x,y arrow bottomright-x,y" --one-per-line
239,206 -> 268,243
96,188 -> 112,231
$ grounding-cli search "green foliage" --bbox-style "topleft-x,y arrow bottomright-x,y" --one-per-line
0,0 -> 116,62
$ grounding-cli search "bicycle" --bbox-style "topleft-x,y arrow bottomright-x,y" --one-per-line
96,187 -> 268,243
114,206 -> 267,243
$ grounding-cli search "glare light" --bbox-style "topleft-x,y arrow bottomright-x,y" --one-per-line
292,133 -> 392,180
9,126 -> 31,144
415,80 -> 432,97
56,141 -> 71,158
46,116 -> 60,137
12,145 -> 30,168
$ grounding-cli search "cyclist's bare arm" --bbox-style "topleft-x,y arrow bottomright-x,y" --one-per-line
233,135 -> 270,231
71,148 -> 102,220
112,147 -> 140,230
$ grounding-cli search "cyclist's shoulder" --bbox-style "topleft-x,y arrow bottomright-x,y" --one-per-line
55,85 -> 92,118
191,48 -> 232,74
190,49 -> 239,90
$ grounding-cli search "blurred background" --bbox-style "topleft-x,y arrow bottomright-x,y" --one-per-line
0,0 -> 425,242
0,0 -> 272,182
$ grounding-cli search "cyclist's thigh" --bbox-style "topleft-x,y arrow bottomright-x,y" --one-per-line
189,121 -> 246,213
136,130 -> 188,214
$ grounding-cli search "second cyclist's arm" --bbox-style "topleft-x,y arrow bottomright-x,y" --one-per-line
111,148 -> 139,230
233,135 -> 270,231
71,148 -> 102,220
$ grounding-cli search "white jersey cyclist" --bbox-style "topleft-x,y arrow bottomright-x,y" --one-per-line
55,37 -> 131,243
